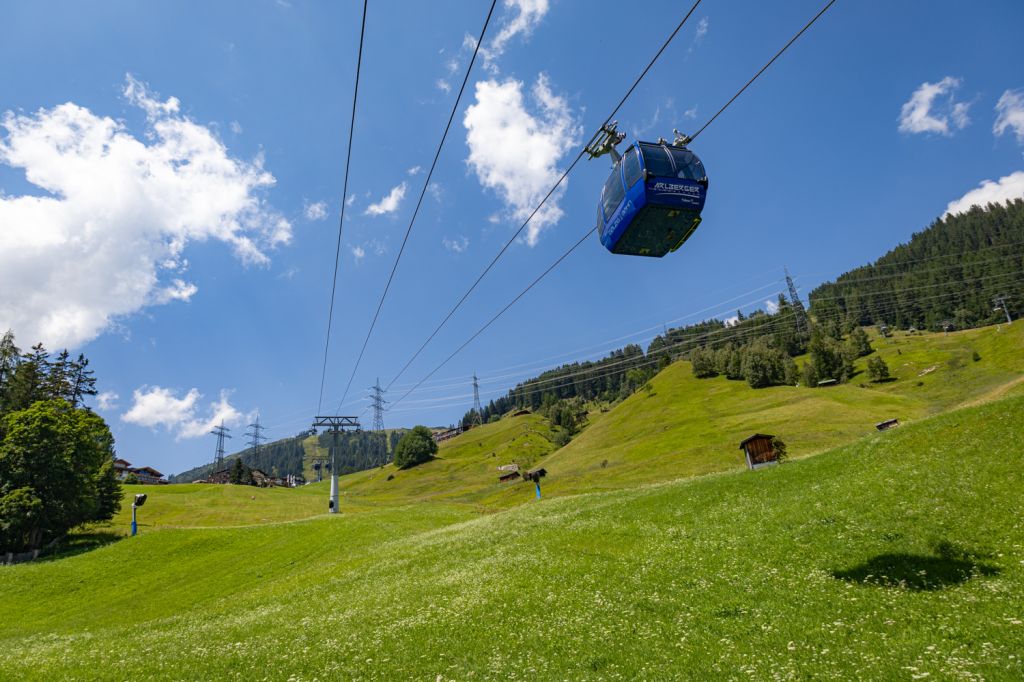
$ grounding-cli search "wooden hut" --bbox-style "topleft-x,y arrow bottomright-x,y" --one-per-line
739,434 -> 778,470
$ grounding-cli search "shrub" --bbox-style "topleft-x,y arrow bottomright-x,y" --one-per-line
771,436 -> 788,463
393,425 -> 437,469
972,351 -> 981,362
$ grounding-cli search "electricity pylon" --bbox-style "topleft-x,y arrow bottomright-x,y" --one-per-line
210,421 -> 231,469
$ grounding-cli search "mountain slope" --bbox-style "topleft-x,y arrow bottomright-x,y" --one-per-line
4,395 -> 1023,679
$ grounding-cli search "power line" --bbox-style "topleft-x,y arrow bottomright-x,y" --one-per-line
336,0 -> 499,411
688,0 -> 837,142
317,0 -> 369,416
392,227 -> 595,408
387,276 -> 1024,414
389,0 -> 839,411
384,0 -> 706,394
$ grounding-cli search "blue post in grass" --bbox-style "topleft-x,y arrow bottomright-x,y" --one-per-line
535,481 -> 541,500
130,493 -> 147,537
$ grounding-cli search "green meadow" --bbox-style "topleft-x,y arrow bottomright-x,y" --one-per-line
2,323 -> 1024,679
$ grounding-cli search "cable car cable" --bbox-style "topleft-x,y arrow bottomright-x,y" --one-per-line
389,0 -> 841,409
335,0 -> 499,413
383,0 -> 705,394
689,0 -> 837,143
392,227 -> 595,408
316,0 -> 369,416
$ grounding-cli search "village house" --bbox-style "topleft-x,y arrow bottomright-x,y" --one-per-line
113,458 -> 167,484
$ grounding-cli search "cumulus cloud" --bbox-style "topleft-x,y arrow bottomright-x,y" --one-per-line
724,315 -> 739,328
898,76 -> 971,135
122,385 -> 243,440
229,120 -> 243,135
994,89 -> 1024,144
463,73 -> 580,244
481,0 -> 550,70
0,74 -> 291,349
436,79 -> 452,94
442,236 -> 469,253
351,244 -> 366,261
765,299 -> 779,314
365,182 -> 407,216
96,391 -> 119,410
407,165 -> 422,176
944,171 -> 1024,217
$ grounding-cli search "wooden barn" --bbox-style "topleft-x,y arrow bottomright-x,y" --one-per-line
739,434 -> 779,470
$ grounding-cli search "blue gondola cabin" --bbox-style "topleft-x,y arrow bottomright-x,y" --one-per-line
596,140 -> 708,257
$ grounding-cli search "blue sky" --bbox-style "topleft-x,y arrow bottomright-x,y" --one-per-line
2,0 -> 1023,477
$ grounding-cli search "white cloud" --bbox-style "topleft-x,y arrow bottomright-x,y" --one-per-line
229,120 -> 243,135
365,182 -> 407,216
436,79 -> 452,94
97,391 -> 119,410
765,299 -> 779,314
696,16 -> 709,40
304,200 -> 328,221
463,73 -> 580,245
428,181 -> 443,203
724,315 -> 739,328
154,279 -> 199,304
345,194 -> 356,207
687,17 -> 708,55
407,165 -> 422,176
994,89 -> 1024,144
684,105 -> 698,119
0,74 -> 291,349
481,0 -> 550,70
122,385 -> 242,440
944,171 -> 1024,217
351,245 -> 366,261
898,76 -> 970,135
442,236 -> 469,253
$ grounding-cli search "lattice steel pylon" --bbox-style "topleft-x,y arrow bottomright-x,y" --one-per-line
210,421 -> 232,469
471,372 -> 483,426
245,413 -> 269,460
784,266 -> 809,335
368,378 -> 387,463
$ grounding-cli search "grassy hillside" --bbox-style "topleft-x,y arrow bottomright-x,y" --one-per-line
318,323 -> 1024,509
3,395 -> 1022,679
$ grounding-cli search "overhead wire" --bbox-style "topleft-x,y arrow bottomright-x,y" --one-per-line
386,276 -> 1024,415
335,0 -> 499,412
383,0 -> 706,394
388,0 -> 839,411
316,0 -> 369,416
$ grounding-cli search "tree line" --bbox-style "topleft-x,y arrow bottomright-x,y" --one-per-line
809,200 -> 1024,331
0,330 -> 119,554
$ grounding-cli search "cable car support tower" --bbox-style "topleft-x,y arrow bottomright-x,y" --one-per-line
311,415 -> 361,514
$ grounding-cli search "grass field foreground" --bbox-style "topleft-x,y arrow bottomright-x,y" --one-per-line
2,395 -> 1023,679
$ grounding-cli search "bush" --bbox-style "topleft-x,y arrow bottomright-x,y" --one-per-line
972,351 -> 981,362
553,429 -> 572,447
867,355 -> 890,382
771,436 -> 788,463
123,472 -> 140,485
393,425 -> 438,469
